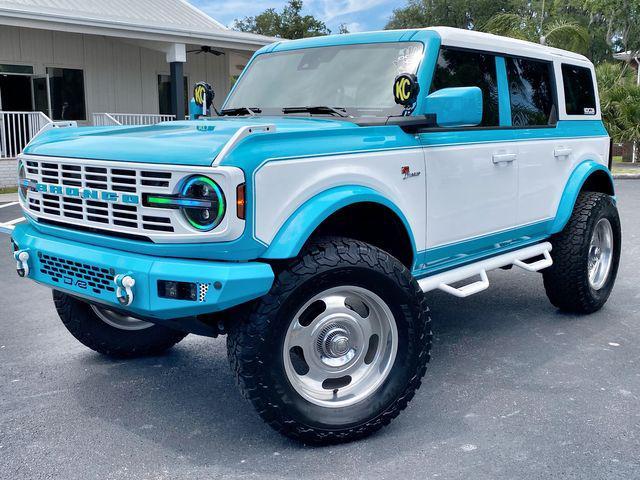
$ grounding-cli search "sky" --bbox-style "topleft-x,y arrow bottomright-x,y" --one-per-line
187,0 -> 399,33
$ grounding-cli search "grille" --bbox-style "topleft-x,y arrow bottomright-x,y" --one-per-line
23,159 -> 175,236
38,253 -> 116,297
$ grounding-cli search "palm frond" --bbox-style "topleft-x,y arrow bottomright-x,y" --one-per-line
481,13 -> 532,41
542,19 -> 590,53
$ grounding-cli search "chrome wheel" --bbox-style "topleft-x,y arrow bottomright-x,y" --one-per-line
283,286 -> 398,408
91,305 -> 154,331
588,218 -> 614,291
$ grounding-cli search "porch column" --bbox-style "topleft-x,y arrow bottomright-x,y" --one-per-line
166,44 -> 187,120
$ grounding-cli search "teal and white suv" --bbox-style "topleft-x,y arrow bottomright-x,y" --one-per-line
12,27 -> 620,444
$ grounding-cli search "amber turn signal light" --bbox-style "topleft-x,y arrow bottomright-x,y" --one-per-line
236,183 -> 246,219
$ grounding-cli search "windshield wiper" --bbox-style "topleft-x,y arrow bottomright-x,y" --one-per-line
220,107 -> 262,116
282,106 -> 349,118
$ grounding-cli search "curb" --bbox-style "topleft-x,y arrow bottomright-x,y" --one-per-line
0,193 -> 19,202
613,174 -> 640,179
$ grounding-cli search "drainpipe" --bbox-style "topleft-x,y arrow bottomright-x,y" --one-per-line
634,57 -> 640,163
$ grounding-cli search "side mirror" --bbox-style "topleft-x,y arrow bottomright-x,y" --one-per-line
424,87 -> 483,128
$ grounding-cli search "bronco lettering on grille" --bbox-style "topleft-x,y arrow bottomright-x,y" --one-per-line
22,180 -> 139,205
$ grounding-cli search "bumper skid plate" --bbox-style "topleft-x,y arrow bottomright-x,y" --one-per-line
11,223 -> 274,320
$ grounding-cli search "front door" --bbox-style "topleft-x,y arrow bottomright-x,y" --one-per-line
0,74 -> 33,111
0,74 -> 35,158
416,48 -> 518,273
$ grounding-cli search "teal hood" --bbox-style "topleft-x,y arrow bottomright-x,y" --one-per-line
23,117 -> 353,167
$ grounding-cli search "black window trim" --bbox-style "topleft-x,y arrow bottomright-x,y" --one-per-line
560,62 -> 597,116
422,45 -> 559,133
503,54 -> 559,129
427,45 -> 501,130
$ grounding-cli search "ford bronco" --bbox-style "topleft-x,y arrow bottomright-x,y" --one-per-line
11,27 -> 620,444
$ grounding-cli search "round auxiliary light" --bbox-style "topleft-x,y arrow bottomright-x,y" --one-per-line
180,175 -> 226,231
17,160 -> 28,201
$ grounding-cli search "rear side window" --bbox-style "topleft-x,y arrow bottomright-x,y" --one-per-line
562,64 -> 597,115
431,47 -> 499,127
506,57 -> 556,127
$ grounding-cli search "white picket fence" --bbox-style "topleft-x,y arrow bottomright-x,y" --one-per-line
0,111 -> 52,159
92,113 -> 176,126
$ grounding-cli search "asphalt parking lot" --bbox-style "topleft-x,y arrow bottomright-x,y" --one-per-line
0,182 -> 639,480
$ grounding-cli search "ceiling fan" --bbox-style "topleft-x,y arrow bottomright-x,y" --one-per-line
187,46 -> 225,56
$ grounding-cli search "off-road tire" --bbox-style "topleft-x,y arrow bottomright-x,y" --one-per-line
227,237 -> 431,445
543,192 -> 621,313
53,291 -> 187,358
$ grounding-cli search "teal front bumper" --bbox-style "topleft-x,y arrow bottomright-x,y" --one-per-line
11,224 -> 275,320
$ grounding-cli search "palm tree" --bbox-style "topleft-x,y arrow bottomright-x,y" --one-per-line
596,62 -> 640,161
482,5 -> 589,54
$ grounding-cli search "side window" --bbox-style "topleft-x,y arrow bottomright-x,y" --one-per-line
562,64 -> 597,115
506,57 -> 556,127
431,48 -> 499,127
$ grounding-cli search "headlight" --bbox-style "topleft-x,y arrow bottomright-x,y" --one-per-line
143,175 -> 226,232
180,175 -> 226,231
17,160 -> 28,201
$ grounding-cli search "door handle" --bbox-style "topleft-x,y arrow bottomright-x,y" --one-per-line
492,153 -> 517,164
554,147 -> 572,158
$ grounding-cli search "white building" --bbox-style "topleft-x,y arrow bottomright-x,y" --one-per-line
0,0 -> 274,187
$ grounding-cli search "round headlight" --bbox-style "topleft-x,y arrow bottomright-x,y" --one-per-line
17,161 -> 28,201
180,175 -> 226,231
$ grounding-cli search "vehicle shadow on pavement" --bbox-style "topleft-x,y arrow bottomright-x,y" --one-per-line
68,267 -> 614,468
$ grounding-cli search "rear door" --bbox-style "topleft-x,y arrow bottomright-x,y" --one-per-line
504,56 -> 562,226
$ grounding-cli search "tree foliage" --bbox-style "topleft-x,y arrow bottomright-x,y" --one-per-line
482,12 -> 589,54
386,0 -> 640,64
385,0 -> 516,30
233,0 -> 333,39
580,0 -> 640,55
596,62 -> 640,146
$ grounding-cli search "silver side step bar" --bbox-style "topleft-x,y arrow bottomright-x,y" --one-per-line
418,242 -> 553,298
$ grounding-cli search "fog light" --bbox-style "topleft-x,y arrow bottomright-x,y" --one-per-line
158,280 -> 197,301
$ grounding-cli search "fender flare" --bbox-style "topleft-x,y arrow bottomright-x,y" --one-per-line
261,185 -> 418,260
549,160 -> 615,234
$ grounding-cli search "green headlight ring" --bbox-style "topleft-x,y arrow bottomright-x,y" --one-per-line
181,175 -> 226,231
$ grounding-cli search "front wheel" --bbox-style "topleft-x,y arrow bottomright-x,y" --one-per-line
227,237 -> 431,444
543,192 -> 621,313
53,291 -> 187,358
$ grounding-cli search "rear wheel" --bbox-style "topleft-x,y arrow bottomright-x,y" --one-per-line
53,291 -> 187,358
227,237 -> 431,444
543,192 -> 621,313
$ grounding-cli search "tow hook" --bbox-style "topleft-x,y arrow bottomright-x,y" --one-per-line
14,249 -> 30,278
114,274 -> 135,306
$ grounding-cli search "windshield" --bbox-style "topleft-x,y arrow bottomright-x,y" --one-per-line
224,42 -> 424,117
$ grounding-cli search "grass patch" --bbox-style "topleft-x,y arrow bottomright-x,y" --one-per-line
0,187 -> 17,195
613,155 -> 623,164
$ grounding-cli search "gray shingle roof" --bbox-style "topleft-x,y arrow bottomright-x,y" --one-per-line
0,0 -> 226,33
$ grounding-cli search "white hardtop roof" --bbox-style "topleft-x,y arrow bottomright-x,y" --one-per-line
428,26 -> 591,64
0,0 -> 275,51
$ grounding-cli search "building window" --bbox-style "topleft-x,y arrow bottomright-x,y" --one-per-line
562,64 -> 597,116
506,58 -> 556,127
431,48 -> 500,127
158,75 -> 189,116
47,68 -> 86,120
0,64 -> 34,75
46,68 -> 86,121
